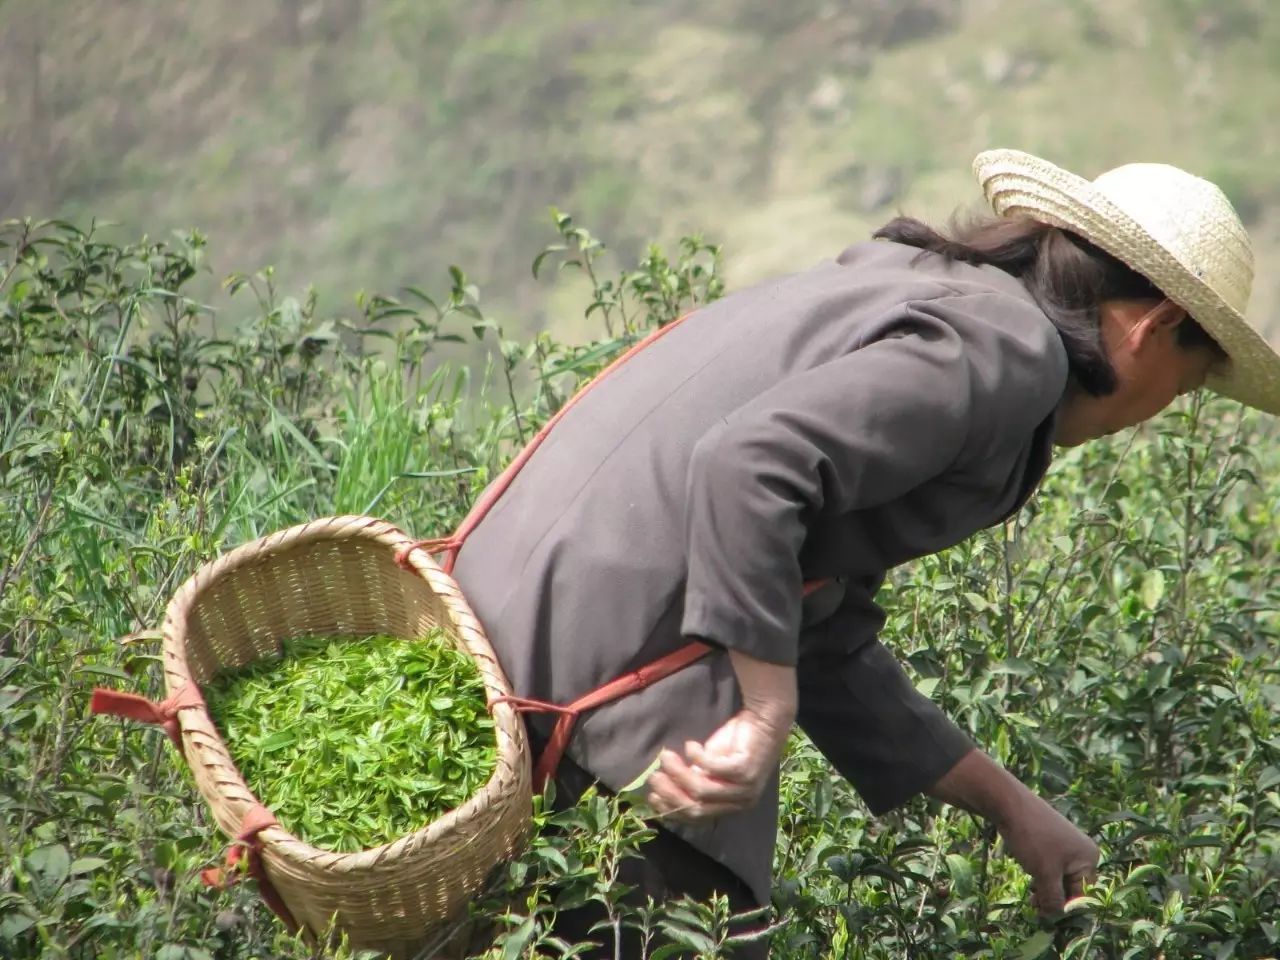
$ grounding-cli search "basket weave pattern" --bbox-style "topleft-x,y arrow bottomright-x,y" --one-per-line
161,515 -> 531,957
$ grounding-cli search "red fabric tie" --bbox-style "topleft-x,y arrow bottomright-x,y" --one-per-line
393,536 -> 462,573
89,683 -> 205,754
492,640 -> 715,791
492,578 -> 832,789
200,803 -> 299,933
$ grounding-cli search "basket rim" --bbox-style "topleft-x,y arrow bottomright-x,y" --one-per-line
161,513 -> 532,871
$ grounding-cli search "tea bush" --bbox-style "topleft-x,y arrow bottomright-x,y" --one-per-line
2,214 -> 1279,959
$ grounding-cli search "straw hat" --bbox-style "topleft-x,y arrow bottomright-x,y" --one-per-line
972,148 -> 1280,414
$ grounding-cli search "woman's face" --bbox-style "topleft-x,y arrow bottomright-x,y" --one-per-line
1054,299 -> 1222,447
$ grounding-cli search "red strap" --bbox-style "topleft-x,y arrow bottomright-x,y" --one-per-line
200,803 -> 299,933
92,690 -> 296,930
443,313 -> 698,575
493,640 -> 714,791
497,580 -> 834,788
90,684 -> 205,753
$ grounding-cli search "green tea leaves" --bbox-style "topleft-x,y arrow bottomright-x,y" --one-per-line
204,632 -> 496,853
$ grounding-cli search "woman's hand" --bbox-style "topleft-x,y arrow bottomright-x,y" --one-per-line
645,650 -> 795,822
927,748 -> 1099,916
997,790 -> 1100,916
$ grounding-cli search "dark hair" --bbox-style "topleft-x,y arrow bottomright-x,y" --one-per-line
872,214 -> 1225,395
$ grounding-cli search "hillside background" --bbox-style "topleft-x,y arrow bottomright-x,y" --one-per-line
3,0 -> 1279,338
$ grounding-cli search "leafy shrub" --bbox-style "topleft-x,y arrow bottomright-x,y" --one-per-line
3,212 -> 1279,959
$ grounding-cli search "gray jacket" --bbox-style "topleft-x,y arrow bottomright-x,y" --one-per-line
451,239 -> 1069,902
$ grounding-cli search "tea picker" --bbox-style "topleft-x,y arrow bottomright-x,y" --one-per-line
447,149 -> 1280,956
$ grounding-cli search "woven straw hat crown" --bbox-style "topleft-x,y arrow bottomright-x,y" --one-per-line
973,148 -> 1280,414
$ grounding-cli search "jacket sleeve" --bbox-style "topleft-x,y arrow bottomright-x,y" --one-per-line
796,580 -> 974,812
679,300 -> 980,665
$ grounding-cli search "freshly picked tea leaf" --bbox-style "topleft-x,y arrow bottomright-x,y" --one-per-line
204,631 -> 496,852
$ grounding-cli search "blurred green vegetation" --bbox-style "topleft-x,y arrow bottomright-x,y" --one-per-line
2,0 -> 1278,335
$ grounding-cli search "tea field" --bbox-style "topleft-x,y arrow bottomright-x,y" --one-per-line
3,216 -> 1280,958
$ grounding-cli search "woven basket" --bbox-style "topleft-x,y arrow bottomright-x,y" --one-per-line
160,515 -> 532,958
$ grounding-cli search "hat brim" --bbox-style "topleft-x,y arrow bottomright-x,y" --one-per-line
973,148 -> 1280,414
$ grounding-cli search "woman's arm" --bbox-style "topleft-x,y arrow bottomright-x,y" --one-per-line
928,748 -> 1100,916
647,646 -> 1099,919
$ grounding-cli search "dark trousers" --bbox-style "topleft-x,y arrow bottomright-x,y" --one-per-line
544,746 -> 771,960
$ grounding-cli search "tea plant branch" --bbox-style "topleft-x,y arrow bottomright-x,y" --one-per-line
886,880 -> 918,955
408,900 -> 489,960
0,220 -> 32,294
999,520 -> 1016,703
1177,394 -> 1207,622
89,297 -> 139,428
913,841 -> 943,922
1012,429 -> 1141,657
13,668 -> 89,844
0,485 -> 54,615
502,355 -> 528,448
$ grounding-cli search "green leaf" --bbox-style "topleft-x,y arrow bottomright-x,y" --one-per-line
658,922 -> 717,953
532,245 -> 567,278
914,677 -> 941,698
619,753 -> 663,798
0,687 -> 25,712
1139,569 -> 1165,610
0,912 -> 35,939
501,916 -> 537,960
532,845 -> 569,874
945,854 -> 975,897
26,844 -> 70,893
1259,765 -> 1280,793
1012,930 -> 1055,960
257,731 -> 296,753
69,856 -> 109,876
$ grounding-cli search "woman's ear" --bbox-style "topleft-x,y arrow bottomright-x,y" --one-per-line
1157,302 -> 1182,332
1151,299 -> 1188,331
1129,299 -> 1185,349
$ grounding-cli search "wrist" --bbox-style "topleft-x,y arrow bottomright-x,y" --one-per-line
742,698 -> 795,741
986,767 -> 1035,831
727,649 -> 797,729
927,749 -> 1032,828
